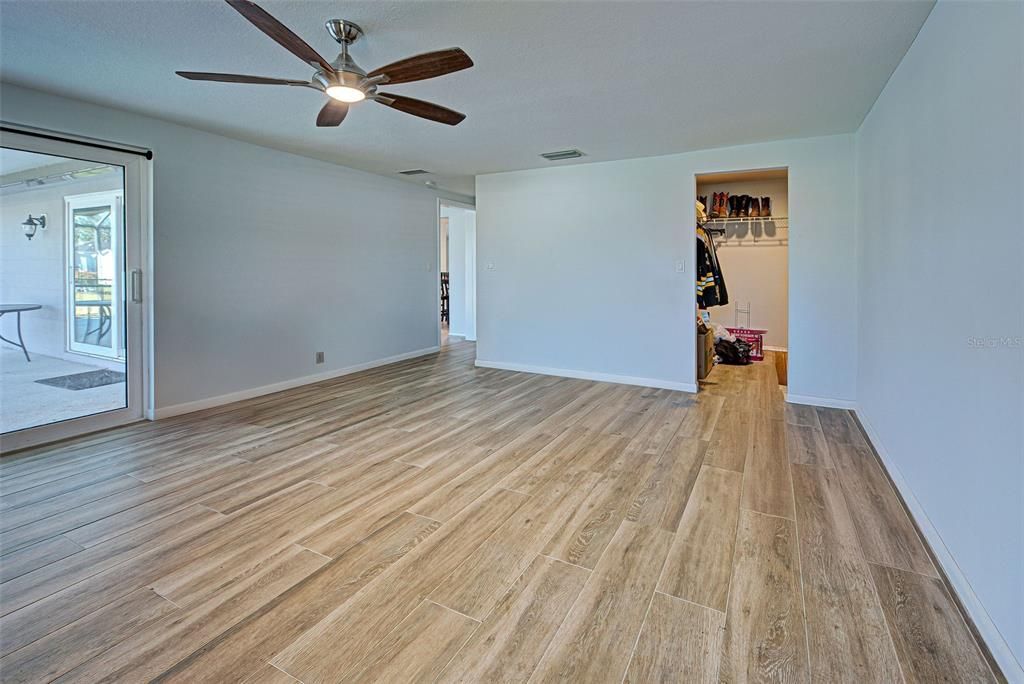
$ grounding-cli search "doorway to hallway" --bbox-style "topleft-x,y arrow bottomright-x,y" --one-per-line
438,200 -> 476,346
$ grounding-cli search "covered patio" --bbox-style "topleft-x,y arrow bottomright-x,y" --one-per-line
1,148 -> 126,435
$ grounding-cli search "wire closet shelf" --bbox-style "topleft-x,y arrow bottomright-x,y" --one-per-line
702,215 -> 788,246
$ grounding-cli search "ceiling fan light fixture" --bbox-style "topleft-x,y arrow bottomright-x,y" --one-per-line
326,85 -> 365,103
179,2 -> 471,128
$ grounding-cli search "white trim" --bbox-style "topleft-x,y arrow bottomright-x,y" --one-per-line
435,198 -> 444,349
474,359 -> 697,393
142,158 -> 155,421
764,345 -> 788,352
856,410 -> 1024,682
785,393 -> 857,410
152,346 -> 441,419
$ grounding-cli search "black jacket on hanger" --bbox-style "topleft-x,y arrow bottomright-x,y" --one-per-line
696,227 -> 729,308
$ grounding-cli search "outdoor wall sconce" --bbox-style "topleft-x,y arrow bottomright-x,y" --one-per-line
21,214 -> 46,240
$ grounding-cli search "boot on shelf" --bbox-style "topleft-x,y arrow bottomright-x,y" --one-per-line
699,195 -> 708,212
708,193 -> 719,218
740,195 -> 751,217
750,197 -> 761,218
761,197 -> 771,217
727,195 -> 738,218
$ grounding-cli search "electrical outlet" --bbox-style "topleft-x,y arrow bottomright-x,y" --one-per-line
315,351 -> 325,364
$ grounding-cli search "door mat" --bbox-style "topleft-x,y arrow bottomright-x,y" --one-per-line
36,369 -> 126,391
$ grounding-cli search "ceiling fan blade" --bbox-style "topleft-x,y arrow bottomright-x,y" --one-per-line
375,93 -> 466,126
176,71 -> 309,85
367,48 -> 473,85
316,100 -> 349,127
224,0 -> 334,72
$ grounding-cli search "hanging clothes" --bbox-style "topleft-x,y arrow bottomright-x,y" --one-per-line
696,226 -> 729,308
706,228 -> 728,305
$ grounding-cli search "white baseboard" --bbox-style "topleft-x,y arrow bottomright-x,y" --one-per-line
856,409 -> 1024,682
474,359 -> 697,393
764,345 -> 788,352
151,346 -> 441,420
785,393 -> 857,410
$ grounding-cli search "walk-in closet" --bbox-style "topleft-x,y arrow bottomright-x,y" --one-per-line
694,168 -> 789,387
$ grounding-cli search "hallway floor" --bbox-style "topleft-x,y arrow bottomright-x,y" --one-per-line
0,342 -> 997,682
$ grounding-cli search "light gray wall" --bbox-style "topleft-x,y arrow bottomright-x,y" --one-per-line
1,83 -> 469,411
0,173 -> 122,363
855,0 -> 1024,675
476,134 -> 856,401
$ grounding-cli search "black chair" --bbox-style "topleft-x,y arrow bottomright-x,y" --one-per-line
440,272 -> 450,323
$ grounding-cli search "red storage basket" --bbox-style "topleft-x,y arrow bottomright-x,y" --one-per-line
726,327 -> 766,361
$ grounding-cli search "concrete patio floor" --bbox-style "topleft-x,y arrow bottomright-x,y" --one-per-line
1,347 -> 126,434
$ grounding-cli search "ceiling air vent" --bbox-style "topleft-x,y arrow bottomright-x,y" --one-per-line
398,169 -> 431,176
540,149 -> 584,161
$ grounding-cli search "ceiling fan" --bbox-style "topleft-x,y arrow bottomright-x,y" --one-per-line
176,0 -> 473,127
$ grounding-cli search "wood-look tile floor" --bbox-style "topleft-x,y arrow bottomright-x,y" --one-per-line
0,341 -> 999,683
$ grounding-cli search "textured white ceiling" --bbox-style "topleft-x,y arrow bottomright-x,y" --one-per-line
0,0 -> 933,196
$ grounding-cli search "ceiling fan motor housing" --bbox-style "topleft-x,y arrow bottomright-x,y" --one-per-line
314,63 -> 369,94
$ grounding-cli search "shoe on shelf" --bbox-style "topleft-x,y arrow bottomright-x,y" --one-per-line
761,197 -> 771,217
750,197 -> 761,217
727,195 -> 738,218
740,195 -> 751,217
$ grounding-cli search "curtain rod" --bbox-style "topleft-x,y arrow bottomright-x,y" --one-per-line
1,122 -> 153,160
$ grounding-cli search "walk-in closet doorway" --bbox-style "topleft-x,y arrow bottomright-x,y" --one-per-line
694,168 -> 789,391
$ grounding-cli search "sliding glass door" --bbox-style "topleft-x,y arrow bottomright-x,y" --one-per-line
0,129 -> 149,451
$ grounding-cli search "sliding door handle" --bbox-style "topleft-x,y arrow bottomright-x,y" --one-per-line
130,269 -> 143,303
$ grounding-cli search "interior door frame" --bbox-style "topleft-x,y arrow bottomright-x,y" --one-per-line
64,188 -> 126,360
0,127 -> 153,452
436,198 -> 477,347
691,166 -> 790,393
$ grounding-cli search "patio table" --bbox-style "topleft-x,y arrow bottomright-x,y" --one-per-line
0,304 -> 42,362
